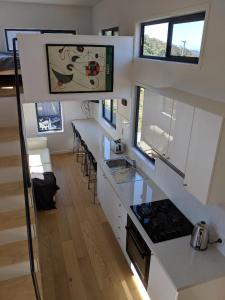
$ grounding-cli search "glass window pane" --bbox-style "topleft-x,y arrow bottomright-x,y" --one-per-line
5,30 -> 40,51
103,99 -> 111,120
112,100 -> 117,126
143,22 -> 169,57
171,20 -> 204,57
105,31 -> 113,36
36,101 -> 62,132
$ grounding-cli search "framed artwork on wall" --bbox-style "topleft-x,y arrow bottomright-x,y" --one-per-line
46,44 -> 114,94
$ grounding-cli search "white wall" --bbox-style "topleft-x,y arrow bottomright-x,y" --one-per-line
0,1 -> 92,51
92,0 -> 225,256
19,34 -> 133,102
23,100 -> 90,153
93,0 -> 225,103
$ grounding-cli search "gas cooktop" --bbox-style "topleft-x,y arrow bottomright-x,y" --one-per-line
130,199 -> 193,243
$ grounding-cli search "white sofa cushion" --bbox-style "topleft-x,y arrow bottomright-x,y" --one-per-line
28,148 -> 51,166
27,137 -> 48,150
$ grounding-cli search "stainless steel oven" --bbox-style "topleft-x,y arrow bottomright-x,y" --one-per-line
126,215 -> 151,288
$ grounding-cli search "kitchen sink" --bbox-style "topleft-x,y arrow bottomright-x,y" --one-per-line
105,158 -> 132,170
104,157 -> 145,184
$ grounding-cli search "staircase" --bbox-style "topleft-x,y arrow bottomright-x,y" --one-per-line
0,97 -> 38,299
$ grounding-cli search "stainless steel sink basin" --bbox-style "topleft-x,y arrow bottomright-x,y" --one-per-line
105,158 -> 132,170
104,157 -> 145,184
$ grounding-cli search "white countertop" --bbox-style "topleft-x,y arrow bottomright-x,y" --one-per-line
72,118 -> 225,291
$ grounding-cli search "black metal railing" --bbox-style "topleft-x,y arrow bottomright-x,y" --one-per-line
13,38 -> 41,300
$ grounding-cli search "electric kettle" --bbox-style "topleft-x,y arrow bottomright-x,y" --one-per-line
190,221 -> 209,251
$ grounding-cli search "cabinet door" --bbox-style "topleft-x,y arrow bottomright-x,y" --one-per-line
167,101 -> 194,173
97,168 -> 112,222
148,255 -> 177,300
141,90 -> 173,156
184,108 -> 223,204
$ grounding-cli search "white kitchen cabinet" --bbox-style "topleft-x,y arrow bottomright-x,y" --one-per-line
142,90 -> 173,156
148,255 -> 178,300
167,101 -> 194,173
184,108 -> 223,205
97,166 -> 127,252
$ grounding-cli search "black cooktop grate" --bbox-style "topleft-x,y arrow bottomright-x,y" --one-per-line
131,199 -> 193,243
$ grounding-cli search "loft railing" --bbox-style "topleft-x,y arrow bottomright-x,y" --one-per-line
13,38 -> 41,300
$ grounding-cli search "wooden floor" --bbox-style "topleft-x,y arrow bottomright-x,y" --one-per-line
37,153 -> 144,300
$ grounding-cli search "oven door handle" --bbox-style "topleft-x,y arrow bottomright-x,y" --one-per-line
126,226 -> 148,258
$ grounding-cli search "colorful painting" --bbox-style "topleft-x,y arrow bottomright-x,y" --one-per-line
46,44 -> 114,93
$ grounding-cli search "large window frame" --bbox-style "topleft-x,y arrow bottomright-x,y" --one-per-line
35,101 -> 63,134
134,87 -> 155,163
102,99 -> 117,129
102,26 -> 119,36
5,29 -> 76,51
140,11 -> 206,64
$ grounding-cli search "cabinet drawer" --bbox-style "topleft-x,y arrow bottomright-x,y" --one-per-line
113,199 -> 127,226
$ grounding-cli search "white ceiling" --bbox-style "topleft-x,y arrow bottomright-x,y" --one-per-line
0,0 -> 101,6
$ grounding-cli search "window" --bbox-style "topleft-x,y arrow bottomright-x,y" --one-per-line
35,101 -> 63,133
102,99 -> 117,128
5,29 -> 76,51
102,27 -> 119,36
5,29 -> 40,51
134,87 -> 158,163
140,11 -> 205,64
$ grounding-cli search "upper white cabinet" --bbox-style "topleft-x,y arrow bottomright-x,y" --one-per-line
141,90 -> 194,174
142,90 -> 173,156
184,108 -> 223,205
140,88 -> 225,205
167,101 -> 194,173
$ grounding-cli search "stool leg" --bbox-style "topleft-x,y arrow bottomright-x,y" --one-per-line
88,162 -> 92,190
93,175 -> 96,204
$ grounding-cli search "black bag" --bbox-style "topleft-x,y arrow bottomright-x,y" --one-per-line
32,172 -> 60,210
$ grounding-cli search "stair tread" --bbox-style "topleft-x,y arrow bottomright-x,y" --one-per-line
0,181 -> 24,198
0,155 -> 21,168
0,208 -> 34,231
0,261 -> 31,282
0,240 -> 29,268
0,226 -> 28,246
0,127 -> 19,143
0,274 -> 36,300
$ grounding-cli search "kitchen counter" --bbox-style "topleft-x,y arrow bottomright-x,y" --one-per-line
72,118 -> 225,291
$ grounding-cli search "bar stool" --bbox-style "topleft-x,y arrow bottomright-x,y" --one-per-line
87,151 -> 97,203
76,134 -> 85,163
81,142 -> 89,176
72,123 -> 78,153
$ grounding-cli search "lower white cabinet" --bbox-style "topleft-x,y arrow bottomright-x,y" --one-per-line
148,255 -> 177,300
97,167 -> 127,253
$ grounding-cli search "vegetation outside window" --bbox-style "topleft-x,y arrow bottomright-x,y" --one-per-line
140,11 -> 205,64
134,87 -> 154,160
36,101 -> 63,133
102,27 -> 119,36
102,99 -> 117,128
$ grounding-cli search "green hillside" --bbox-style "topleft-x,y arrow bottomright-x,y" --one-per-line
143,36 -> 198,57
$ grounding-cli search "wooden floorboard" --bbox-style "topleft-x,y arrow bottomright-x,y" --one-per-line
37,153 -> 144,300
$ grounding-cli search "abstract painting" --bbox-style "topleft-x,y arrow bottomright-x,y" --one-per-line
46,44 -> 114,93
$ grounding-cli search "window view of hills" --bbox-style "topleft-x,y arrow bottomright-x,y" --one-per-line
143,35 -> 200,58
